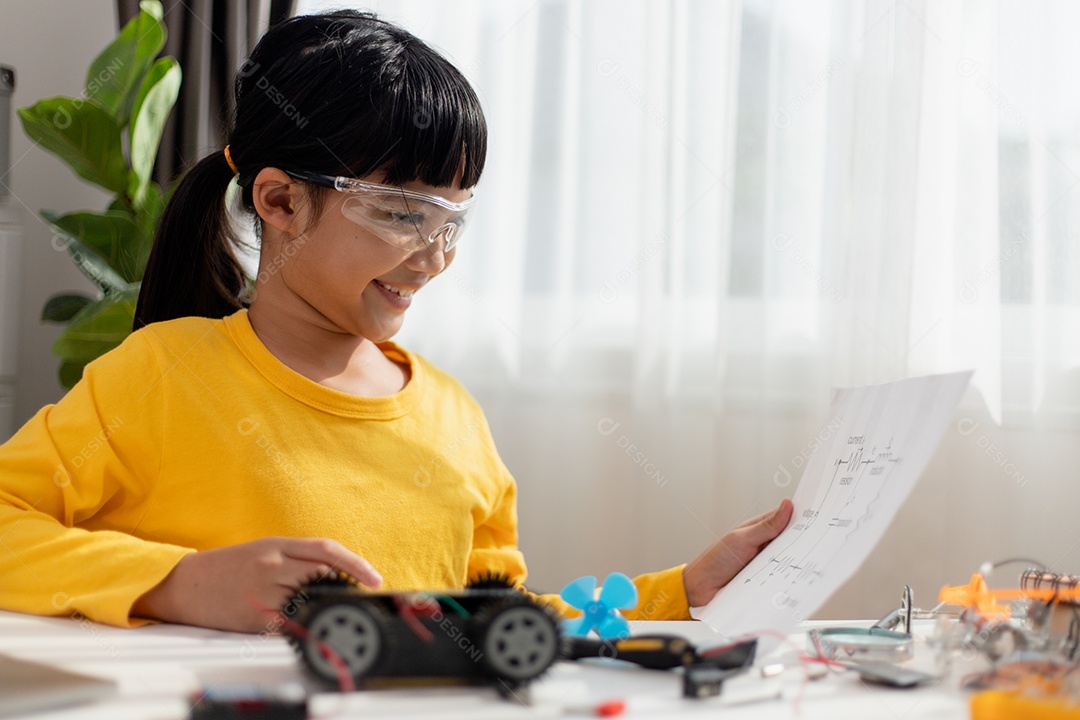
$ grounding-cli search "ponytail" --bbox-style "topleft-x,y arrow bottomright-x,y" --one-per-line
133,150 -> 246,330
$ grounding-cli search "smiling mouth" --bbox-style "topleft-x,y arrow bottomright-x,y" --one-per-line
374,280 -> 417,298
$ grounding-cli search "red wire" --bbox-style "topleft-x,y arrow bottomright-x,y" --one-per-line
248,596 -> 355,692
393,595 -> 435,642
409,594 -> 442,617
714,628 -> 852,718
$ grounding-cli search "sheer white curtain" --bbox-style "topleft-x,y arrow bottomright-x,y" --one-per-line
291,0 -> 1080,604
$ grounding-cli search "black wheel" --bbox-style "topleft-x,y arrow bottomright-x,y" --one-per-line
283,574 -> 359,632
302,601 -> 387,683
476,599 -> 559,682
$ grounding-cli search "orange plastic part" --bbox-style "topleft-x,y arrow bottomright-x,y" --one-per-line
971,690 -> 1080,720
939,574 -> 1011,620
939,573 -> 1080,620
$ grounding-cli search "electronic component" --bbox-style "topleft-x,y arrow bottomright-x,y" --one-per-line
846,661 -> 938,688
188,685 -> 307,720
561,634 -> 696,669
694,638 -> 759,671
683,665 -> 739,698
560,633 -> 756,700
282,574 -> 560,693
561,634 -> 756,672
807,627 -> 915,664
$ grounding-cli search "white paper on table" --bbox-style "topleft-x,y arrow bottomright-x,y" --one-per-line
692,370 -> 973,638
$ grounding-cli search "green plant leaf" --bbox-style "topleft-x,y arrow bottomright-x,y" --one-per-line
18,99 -> 128,194
66,236 -> 132,293
51,288 -> 138,364
58,360 -> 87,389
135,181 -> 165,239
129,57 -> 180,209
42,293 -> 93,323
46,209 -> 147,283
43,210 -> 133,294
86,0 -> 166,124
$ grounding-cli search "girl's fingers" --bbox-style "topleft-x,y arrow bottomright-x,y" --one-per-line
741,499 -> 793,541
273,558 -> 334,590
734,503 -> 784,530
279,538 -> 384,588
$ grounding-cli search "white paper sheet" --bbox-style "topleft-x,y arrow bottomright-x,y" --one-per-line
692,371 -> 973,637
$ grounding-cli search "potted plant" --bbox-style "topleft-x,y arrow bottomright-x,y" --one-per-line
18,0 -> 179,388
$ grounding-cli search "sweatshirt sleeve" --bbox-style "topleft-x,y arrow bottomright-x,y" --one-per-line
0,331 -> 195,628
466,463 -> 528,585
466,464 -> 691,621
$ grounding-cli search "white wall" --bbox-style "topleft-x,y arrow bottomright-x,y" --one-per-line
0,0 -> 115,437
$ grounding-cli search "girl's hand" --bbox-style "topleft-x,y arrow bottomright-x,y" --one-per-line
132,537 -> 383,633
682,499 -> 794,608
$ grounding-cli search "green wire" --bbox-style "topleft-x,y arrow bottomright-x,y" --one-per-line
422,593 -> 469,617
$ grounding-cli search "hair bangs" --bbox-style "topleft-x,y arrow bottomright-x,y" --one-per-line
231,11 -> 487,197
366,42 -> 487,190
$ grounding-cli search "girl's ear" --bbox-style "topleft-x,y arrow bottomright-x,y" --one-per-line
251,167 -> 311,234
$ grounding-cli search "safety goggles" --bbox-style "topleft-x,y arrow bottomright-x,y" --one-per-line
287,170 -> 475,253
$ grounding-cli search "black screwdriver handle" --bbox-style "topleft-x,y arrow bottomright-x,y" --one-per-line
561,634 -> 699,670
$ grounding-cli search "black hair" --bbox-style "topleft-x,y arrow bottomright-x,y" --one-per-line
134,11 -> 487,329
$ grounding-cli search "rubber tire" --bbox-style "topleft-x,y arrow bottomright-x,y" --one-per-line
302,601 -> 387,684
476,598 -> 559,682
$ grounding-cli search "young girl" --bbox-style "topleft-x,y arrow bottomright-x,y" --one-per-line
0,11 -> 792,633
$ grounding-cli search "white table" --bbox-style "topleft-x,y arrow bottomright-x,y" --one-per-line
0,611 -> 975,719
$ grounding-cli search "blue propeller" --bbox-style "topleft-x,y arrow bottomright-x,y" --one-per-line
559,572 -> 638,639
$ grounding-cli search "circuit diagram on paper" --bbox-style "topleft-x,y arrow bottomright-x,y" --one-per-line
693,371 -> 972,637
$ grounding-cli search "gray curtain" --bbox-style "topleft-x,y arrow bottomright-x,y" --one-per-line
117,0 -> 294,184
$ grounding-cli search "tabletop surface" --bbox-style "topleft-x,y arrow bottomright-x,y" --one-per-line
0,610 -> 976,719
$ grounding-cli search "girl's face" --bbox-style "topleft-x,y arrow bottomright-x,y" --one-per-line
263,172 -> 471,344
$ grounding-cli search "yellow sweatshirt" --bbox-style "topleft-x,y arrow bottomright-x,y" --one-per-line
0,310 -> 689,628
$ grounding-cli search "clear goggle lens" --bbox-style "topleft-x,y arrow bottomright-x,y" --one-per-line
340,192 -> 470,253
286,170 -> 475,253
